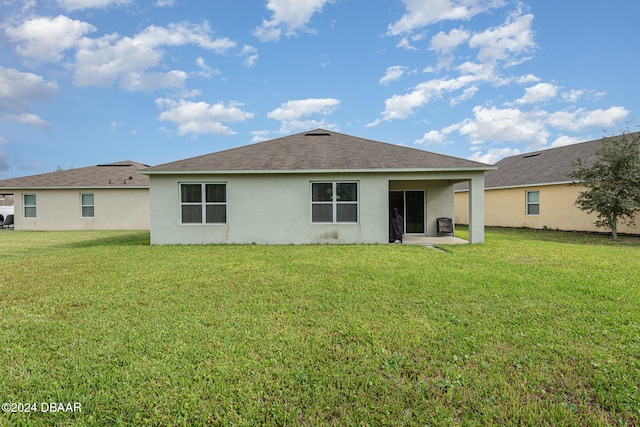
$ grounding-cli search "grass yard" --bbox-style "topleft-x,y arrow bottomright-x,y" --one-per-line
0,228 -> 639,426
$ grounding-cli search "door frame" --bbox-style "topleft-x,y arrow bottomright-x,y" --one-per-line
388,190 -> 426,235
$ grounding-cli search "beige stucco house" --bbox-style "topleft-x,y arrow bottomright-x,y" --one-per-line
455,135 -> 639,234
142,130 -> 492,245
0,161 -> 150,230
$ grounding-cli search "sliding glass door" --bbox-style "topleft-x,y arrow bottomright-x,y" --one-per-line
388,190 -> 425,234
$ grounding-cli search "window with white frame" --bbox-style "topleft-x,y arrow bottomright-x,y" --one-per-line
180,183 -> 226,224
81,193 -> 94,217
311,182 -> 358,223
526,190 -> 540,215
23,194 -> 36,218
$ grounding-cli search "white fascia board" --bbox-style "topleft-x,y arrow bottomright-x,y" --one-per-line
455,181 -> 576,192
141,166 -> 496,175
0,186 -> 148,190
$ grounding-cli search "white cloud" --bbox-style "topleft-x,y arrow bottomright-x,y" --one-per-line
156,98 -> 254,137
389,78 -> 466,119
9,0 -> 37,13
516,82 -> 559,104
0,67 -> 58,113
517,74 -> 540,84
429,27 -> 470,55
268,98 -> 340,121
194,57 -> 221,78
450,85 -> 479,105
155,0 -> 176,6
133,22 -> 235,53
74,22 -> 236,89
369,58 -> 514,126
375,2 -> 627,158
7,18 -> 241,91
396,36 -> 418,51
0,67 -> 56,129
254,0 -> 333,42
415,130 -> 444,145
369,73 -> 485,125
119,70 -> 188,92
388,0 -> 505,35
469,11 -> 535,64
550,135 -> 583,148
468,146 -> 520,164
4,113 -> 51,129
458,105 -> 549,146
267,98 -> 340,133
456,61 -> 504,84
250,130 -> 272,143
56,0 -> 132,11
6,15 -> 96,63
561,89 -> 585,103
371,11 -> 543,129
0,149 -> 9,173
413,125 -> 458,145
445,105 -> 628,153
379,66 -> 407,85
546,106 -> 629,132
240,45 -> 259,67
396,33 -> 426,51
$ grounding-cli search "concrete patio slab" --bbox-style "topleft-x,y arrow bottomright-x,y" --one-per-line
401,235 -> 468,246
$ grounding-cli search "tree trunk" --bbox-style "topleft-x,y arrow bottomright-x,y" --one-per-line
611,216 -> 619,241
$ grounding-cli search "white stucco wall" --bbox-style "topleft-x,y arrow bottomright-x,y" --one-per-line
149,171 -> 481,245
150,173 -> 385,244
12,188 -> 149,230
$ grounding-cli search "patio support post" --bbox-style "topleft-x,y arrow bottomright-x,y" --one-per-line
468,174 -> 485,243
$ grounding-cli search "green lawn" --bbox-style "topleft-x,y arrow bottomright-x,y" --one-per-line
0,228 -> 639,426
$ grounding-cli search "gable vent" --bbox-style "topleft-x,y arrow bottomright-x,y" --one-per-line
305,132 -> 331,136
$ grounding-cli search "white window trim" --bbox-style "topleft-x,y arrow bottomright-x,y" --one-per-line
23,193 -> 36,219
81,193 -> 94,218
310,181 -> 359,224
179,182 -> 227,225
526,190 -> 540,216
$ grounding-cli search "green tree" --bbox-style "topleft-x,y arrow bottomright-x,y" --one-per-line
568,129 -> 640,241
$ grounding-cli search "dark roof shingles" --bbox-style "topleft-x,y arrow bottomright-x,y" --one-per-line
484,140 -> 600,188
457,133 -> 639,190
0,161 -> 150,188
146,129 -> 490,172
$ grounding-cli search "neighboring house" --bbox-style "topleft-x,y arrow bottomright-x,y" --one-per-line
454,135 -> 639,234
0,161 -> 150,230
141,129 -> 492,245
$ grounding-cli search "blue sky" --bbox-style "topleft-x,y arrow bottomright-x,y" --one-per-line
1,0 -> 638,178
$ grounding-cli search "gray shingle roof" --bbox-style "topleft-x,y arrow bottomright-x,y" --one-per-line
144,129 -> 491,173
0,161 -> 150,189
457,132 -> 639,190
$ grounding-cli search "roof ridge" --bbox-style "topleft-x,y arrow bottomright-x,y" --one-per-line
474,132 -> 640,189
0,160 -> 150,188
147,129 -> 492,172
496,131 -> 640,164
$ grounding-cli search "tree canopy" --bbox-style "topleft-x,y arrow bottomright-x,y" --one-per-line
568,129 -> 640,240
